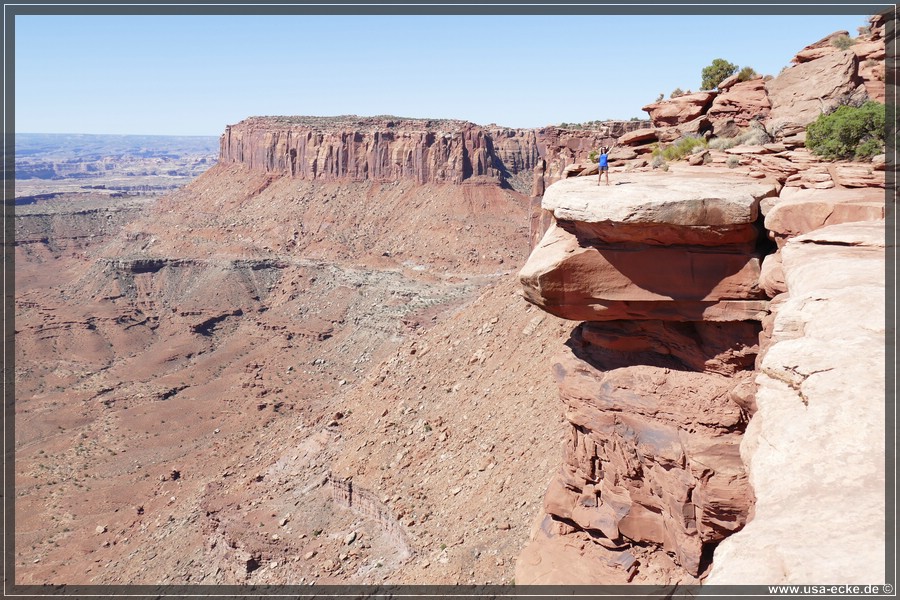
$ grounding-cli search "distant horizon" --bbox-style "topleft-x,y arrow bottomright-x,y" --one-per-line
15,12 -> 877,136
16,131 -> 221,138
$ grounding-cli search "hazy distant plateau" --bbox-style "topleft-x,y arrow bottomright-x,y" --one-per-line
14,133 -> 220,200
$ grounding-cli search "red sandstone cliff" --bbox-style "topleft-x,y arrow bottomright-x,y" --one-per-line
513,11 -> 889,586
218,116 -> 647,196
14,11 -> 890,590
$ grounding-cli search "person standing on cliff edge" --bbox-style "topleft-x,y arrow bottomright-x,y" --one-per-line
597,142 -> 615,186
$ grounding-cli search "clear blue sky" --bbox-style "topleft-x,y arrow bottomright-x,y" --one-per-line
15,12 -> 873,136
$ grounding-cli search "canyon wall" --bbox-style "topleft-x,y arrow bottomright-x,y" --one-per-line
218,116 -> 647,195
15,12 -> 888,587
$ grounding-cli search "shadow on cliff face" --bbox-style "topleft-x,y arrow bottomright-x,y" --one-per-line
564,320 -> 761,376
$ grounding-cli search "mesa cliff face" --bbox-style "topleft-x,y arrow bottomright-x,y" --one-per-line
218,116 -> 647,195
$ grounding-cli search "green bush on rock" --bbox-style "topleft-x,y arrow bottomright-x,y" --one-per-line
701,58 -> 738,90
736,66 -> 758,81
805,101 -> 885,160
832,34 -> 856,50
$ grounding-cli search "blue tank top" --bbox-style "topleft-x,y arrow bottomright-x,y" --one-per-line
599,153 -> 608,167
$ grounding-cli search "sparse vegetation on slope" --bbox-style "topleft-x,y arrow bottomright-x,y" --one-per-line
651,135 -> 708,162
831,34 -> 856,50
557,118 -> 650,130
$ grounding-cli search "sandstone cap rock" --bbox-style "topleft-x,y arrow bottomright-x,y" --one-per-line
541,172 -> 777,226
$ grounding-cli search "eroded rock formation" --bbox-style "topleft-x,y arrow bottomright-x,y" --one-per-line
616,13 -> 887,172
765,50 -> 864,127
642,92 -> 717,127
218,116 -> 648,196
707,79 -> 771,130
519,175 -> 775,323
516,172 -> 778,583
516,98 -> 887,583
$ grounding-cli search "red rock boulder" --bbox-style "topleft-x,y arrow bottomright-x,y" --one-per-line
765,51 -> 864,127
642,92 -> 717,127
707,78 -> 771,129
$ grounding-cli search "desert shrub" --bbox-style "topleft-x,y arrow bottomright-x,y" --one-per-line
588,149 -> 599,163
652,135 -> 708,162
855,138 -> 883,158
708,124 -> 770,150
726,156 -> 741,168
708,136 -> 737,150
670,88 -> 685,99
701,58 -> 738,90
737,66 -> 758,81
741,122 -> 771,145
832,34 -> 855,50
857,25 -> 871,36
656,93 -> 664,102
805,100 -> 885,160
650,154 -> 667,169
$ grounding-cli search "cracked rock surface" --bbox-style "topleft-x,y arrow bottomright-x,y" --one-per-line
707,220 -> 886,584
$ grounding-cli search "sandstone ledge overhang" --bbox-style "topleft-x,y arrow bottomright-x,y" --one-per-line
541,172 -> 778,227
519,222 -> 768,322
520,173 -> 776,322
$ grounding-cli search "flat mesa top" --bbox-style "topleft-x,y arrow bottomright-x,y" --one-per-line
542,172 -> 778,227
235,115 -> 477,131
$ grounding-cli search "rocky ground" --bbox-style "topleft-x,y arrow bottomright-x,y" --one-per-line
14,158 -> 569,585
13,12 -> 890,588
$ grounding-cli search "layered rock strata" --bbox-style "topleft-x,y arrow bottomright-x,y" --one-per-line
218,116 -> 648,196
517,172 -> 778,582
520,175 -> 776,323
